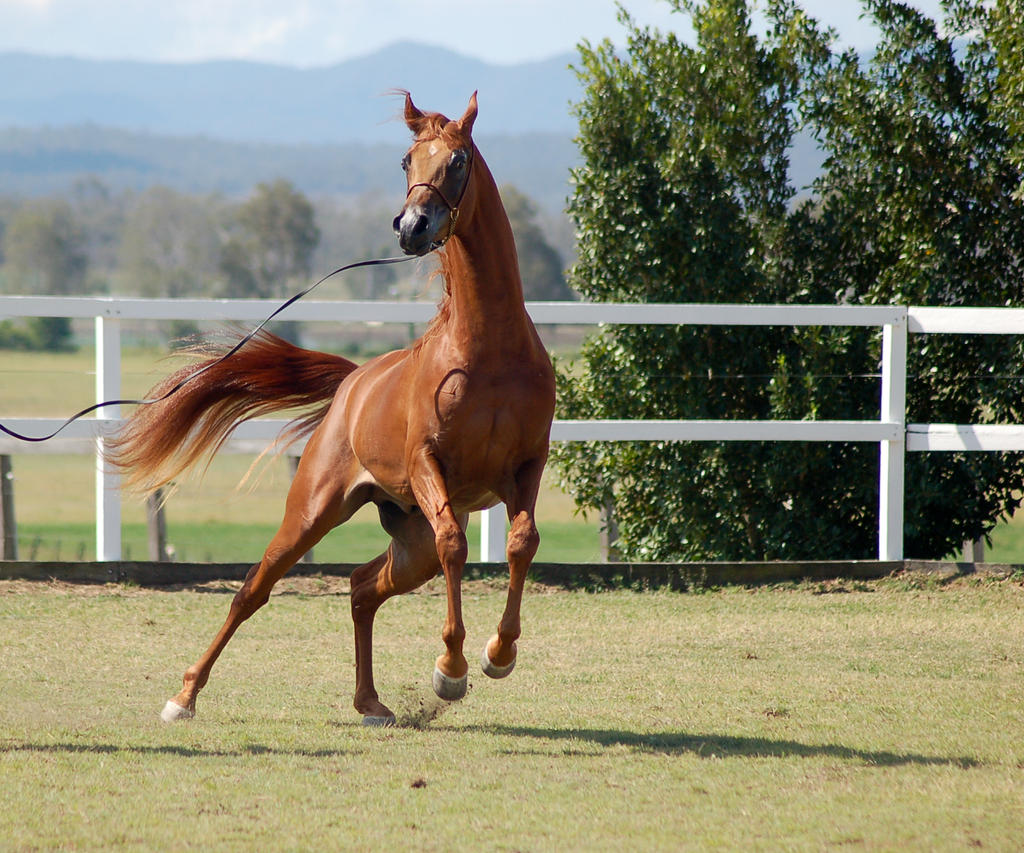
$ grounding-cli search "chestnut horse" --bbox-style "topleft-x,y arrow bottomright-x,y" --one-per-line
110,92 -> 556,726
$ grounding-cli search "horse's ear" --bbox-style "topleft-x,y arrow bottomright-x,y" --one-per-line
404,92 -> 428,134
458,91 -> 478,136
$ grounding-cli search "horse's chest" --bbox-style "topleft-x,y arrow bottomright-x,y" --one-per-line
424,363 -> 550,471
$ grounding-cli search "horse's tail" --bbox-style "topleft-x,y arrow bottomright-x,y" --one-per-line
107,330 -> 358,494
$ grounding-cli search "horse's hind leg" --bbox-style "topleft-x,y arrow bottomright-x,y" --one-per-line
160,459 -> 344,722
482,458 -> 544,680
350,502 -> 443,725
160,518 -> 329,722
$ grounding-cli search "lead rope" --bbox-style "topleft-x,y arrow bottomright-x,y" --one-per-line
0,254 -> 415,443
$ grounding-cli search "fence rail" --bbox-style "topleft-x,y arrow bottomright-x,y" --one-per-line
2,295 -> 1023,563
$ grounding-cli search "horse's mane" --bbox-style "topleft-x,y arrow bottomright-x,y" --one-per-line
414,254 -> 454,353
418,111 -> 454,140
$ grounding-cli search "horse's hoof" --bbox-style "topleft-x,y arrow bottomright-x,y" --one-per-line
481,642 -> 516,679
160,699 -> 194,723
432,666 -> 468,701
362,714 -> 397,728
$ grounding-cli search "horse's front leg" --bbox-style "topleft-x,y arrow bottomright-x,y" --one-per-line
410,451 -> 470,701
482,457 -> 544,680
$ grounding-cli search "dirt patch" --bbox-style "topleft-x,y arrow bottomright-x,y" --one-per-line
0,573 -> 530,598
0,578 -> 153,597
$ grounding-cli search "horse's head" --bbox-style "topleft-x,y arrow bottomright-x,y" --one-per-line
393,91 -> 478,256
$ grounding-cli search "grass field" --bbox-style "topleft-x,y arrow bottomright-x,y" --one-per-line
6,453 -> 602,564
1,573 -> 1022,850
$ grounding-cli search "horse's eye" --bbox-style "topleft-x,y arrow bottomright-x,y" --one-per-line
401,153 -> 411,173
450,151 -> 467,170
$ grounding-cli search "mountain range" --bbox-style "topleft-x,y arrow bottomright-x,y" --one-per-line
0,43 -> 823,210
0,43 -> 580,144
0,44 -> 582,208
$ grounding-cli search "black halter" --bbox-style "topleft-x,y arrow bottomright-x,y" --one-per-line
404,145 -> 474,250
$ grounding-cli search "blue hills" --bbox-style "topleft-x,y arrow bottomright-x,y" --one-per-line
0,44 -> 580,208
0,43 -> 579,144
0,43 -> 823,208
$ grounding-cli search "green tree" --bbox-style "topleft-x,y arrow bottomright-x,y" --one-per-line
985,0 -> 1024,194
119,186 -> 223,298
0,198 -> 86,351
349,243 -> 400,299
1,199 -> 87,295
69,177 -> 125,291
555,0 -> 1024,560
799,0 -> 1024,556
500,185 -> 575,301
219,179 -> 320,299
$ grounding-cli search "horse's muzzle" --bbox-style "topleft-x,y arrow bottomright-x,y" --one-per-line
393,208 -> 436,256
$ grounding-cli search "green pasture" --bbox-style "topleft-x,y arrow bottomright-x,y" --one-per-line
6,454 -> 602,564
14,517 -> 603,564
1,573 -> 1022,850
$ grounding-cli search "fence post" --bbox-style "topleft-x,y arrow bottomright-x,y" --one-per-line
878,315 -> 907,561
962,537 -> 984,563
147,489 -> 169,561
480,504 -> 506,562
1,455 -> 16,560
95,315 -> 122,561
600,499 -> 620,563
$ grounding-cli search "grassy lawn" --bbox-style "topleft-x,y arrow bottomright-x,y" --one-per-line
0,346 -> 180,416
7,454 -> 601,564
14,518 -> 603,564
1,574 -> 1022,849
984,510 -> 1024,563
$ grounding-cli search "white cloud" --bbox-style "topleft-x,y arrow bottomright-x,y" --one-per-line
0,0 -> 52,9
0,0 -> 950,66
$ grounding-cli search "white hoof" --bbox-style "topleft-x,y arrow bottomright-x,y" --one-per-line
362,714 -> 397,727
432,666 -> 468,701
481,644 -> 516,679
160,699 -> 194,723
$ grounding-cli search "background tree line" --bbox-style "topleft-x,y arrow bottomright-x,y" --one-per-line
555,0 -> 1024,561
0,177 -> 573,350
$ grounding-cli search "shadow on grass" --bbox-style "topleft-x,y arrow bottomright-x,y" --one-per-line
2,742 -> 355,759
3,727 -> 980,769
458,725 -> 980,768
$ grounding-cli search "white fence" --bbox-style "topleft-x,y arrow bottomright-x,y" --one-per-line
3,295 -> 1024,563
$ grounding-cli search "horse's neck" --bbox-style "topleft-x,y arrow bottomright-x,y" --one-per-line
439,160 -> 535,354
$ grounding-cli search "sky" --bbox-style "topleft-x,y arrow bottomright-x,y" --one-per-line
0,0 -> 947,67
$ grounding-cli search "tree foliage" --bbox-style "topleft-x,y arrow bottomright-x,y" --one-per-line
219,179 -> 321,299
985,0 -> 1024,195
554,0 -> 1024,560
501,185 -> 574,301
0,198 -> 87,350
1,198 -> 87,296
119,186 -> 224,299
